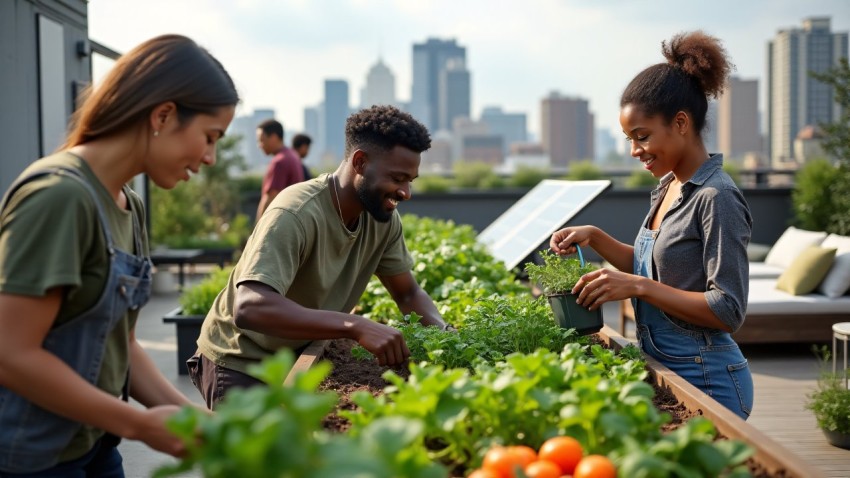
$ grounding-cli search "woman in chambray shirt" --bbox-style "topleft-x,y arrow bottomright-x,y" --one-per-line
549,31 -> 754,420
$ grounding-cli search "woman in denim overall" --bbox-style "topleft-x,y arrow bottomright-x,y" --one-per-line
548,31 -> 754,420
0,35 -> 238,476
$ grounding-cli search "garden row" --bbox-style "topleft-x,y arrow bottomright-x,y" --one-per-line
160,215 -> 820,478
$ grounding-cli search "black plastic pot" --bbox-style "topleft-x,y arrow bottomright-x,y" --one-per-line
162,307 -> 204,375
547,293 -> 603,336
823,429 -> 850,450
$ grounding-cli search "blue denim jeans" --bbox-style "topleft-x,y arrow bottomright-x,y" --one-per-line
0,438 -> 123,478
636,318 -> 754,419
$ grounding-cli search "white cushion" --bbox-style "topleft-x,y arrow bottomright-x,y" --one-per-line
817,234 -> 850,298
749,262 -> 786,279
764,227 -> 827,268
748,278 -> 850,315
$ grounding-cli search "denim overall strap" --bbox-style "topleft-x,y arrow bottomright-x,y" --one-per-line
0,168 -> 150,473
632,226 -> 753,420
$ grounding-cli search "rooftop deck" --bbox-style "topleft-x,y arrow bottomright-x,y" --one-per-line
120,279 -> 850,477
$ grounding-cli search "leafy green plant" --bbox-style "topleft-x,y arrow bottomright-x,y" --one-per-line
156,349 -> 447,478
347,344 -> 752,476
525,249 -> 597,295
354,295 -> 586,370
179,266 -> 233,316
357,215 -> 526,326
613,418 -> 753,478
349,344 -> 657,469
805,346 -> 850,435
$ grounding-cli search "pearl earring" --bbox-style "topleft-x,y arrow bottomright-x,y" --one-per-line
153,130 -> 159,137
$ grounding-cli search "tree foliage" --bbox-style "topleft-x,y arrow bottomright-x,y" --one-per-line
150,134 -> 252,248
810,57 -> 850,164
792,59 -> 850,234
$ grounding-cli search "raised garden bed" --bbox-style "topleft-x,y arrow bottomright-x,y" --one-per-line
288,327 -> 823,478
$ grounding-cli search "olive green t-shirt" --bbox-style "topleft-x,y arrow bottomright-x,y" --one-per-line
197,174 -> 414,374
0,152 -> 147,462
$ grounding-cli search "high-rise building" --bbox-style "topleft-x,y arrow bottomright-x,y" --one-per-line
540,92 -> 594,168
480,106 -> 527,154
439,58 -> 471,131
303,106 -> 321,168
323,79 -> 349,162
360,58 -> 396,109
410,38 -> 466,132
704,100 -> 719,155
594,128 -> 618,164
717,77 -> 760,161
227,108 -> 275,173
767,17 -> 848,166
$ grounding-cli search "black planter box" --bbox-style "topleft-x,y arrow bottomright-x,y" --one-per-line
162,307 -> 204,375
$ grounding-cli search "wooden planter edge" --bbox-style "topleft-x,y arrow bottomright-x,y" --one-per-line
598,325 -> 824,478
285,328 -> 824,478
284,339 -> 330,386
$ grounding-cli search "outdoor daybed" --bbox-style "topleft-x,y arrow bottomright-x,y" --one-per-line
620,227 -> 850,345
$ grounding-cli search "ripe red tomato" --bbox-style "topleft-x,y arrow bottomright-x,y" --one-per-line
573,454 -> 617,478
538,436 -> 583,474
509,445 -> 538,469
468,469 -> 501,478
482,446 -> 523,478
524,459 -> 563,478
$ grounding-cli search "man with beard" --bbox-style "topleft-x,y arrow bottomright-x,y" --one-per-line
190,105 -> 448,408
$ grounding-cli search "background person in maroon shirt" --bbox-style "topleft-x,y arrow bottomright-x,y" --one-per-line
256,119 -> 304,223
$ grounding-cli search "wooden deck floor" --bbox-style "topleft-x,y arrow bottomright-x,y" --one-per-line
743,344 -> 850,477
615,305 -> 850,477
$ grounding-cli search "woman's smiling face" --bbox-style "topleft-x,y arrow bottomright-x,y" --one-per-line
619,103 -> 688,179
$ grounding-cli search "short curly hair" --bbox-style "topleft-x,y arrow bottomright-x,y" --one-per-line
344,105 -> 431,157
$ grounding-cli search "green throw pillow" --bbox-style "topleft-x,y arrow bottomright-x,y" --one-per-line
775,246 -> 837,295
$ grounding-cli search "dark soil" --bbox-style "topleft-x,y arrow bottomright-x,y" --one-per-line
317,338 -> 786,477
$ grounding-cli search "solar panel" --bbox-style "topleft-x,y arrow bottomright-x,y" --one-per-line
477,179 -> 612,270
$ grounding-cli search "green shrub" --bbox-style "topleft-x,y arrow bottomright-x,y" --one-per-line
478,174 -> 506,189
509,166 -> 548,188
565,160 -> 604,180
624,169 -> 659,189
452,161 -> 498,189
792,159 -> 845,233
412,175 -> 452,193
179,266 -> 233,316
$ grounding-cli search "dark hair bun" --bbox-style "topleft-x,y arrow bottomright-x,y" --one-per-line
662,31 -> 733,98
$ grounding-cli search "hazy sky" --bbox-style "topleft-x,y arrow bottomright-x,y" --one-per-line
88,0 -> 850,140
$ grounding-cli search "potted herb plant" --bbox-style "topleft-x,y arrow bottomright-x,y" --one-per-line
525,247 -> 603,336
805,346 -> 850,449
163,266 -> 232,375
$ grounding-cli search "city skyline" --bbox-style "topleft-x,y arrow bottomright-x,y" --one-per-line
88,1 -> 850,141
